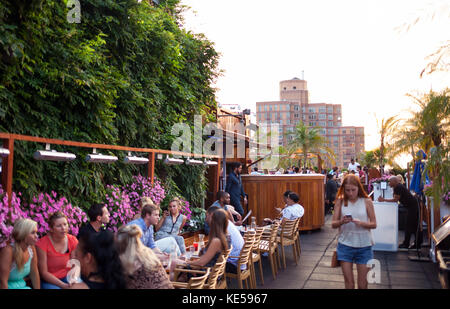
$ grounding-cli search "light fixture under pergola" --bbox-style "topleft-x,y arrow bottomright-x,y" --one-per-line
85,148 -> 118,163
33,144 -> 76,161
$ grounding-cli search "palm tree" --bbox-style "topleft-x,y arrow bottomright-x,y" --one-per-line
377,115 -> 398,173
286,121 -> 335,170
390,89 -> 449,215
394,89 -> 450,154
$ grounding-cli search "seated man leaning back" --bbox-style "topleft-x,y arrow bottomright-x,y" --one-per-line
205,191 -> 242,234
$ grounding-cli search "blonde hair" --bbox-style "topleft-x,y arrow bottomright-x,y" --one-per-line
169,197 -> 182,211
140,196 -> 154,207
12,219 -> 37,271
48,211 -> 68,228
116,224 -> 161,275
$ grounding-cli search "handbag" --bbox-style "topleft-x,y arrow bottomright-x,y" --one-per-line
331,250 -> 340,268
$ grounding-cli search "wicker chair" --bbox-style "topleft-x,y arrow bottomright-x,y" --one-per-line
249,227 -> 265,286
172,246 -> 232,289
277,218 -> 300,269
294,217 -> 302,257
225,232 -> 256,289
211,246 -> 232,289
259,221 -> 280,280
171,268 -> 210,289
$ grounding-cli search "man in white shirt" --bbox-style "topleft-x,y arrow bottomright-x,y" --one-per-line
280,192 -> 304,221
348,158 -> 359,173
264,191 -> 304,224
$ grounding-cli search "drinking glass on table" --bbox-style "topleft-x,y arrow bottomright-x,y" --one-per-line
192,242 -> 199,254
188,245 -> 196,258
251,216 -> 256,230
198,234 -> 205,250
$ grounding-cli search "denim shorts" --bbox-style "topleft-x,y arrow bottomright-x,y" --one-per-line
337,242 -> 373,265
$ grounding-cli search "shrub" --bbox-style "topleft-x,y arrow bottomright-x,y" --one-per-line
104,185 -> 134,233
0,186 -> 87,247
0,187 -> 27,248
183,207 -> 206,233
25,191 -> 88,238
122,175 -> 166,210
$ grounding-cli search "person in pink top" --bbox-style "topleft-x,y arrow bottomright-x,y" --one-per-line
36,212 -> 78,289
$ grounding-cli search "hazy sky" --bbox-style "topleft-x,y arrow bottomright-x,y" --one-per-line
180,0 -> 449,161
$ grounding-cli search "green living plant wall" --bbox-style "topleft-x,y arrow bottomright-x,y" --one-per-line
0,0 -> 219,211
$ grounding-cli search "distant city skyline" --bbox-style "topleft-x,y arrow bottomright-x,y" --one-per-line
181,0 -> 450,167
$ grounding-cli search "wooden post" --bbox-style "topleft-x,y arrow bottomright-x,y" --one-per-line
215,158 -> 221,197
147,152 -> 155,185
2,138 -> 14,206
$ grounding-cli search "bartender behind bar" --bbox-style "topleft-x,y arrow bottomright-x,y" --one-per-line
378,175 -> 423,249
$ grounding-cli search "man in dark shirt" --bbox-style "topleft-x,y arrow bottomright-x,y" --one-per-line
225,162 -> 247,216
378,176 -> 422,249
78,203 -> 110,239
325,174 -> 338,215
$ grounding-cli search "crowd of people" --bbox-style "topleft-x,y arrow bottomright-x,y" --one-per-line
0,158 -> 418,290
0,181 -> 309,290
0,196 -> 186,289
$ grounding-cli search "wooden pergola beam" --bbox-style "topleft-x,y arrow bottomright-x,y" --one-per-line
0,132 -> 219,206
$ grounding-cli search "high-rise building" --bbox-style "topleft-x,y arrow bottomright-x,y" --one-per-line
256,78 -> 365,169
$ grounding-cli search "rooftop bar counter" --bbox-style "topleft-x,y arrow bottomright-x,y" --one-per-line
241,174 -> 325,231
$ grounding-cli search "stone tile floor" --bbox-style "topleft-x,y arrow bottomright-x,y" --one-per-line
227,214 -> 442,289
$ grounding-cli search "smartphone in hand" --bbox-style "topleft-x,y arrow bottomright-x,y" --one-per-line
344,215 -> 352,220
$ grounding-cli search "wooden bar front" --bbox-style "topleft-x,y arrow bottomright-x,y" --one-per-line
241,174 -> 325,231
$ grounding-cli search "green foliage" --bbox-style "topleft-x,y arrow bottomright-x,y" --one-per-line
286,121 -> 335,169
184,207 -> 206,232
357,150 -> 377,168
157,161 -> 207,209
0,0 -> 219,211
390,89 -> 449,209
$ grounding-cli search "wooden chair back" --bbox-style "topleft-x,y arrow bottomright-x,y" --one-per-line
186,268 -> 210,289
238,232 -> 255,267
268,221 -> 280,248
252,227 -> 264,252
205,256 -> 227,289
280,219 -> 298,240
205,246 -> 232,289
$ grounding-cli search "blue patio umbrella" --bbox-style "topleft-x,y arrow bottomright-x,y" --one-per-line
410,150 -> 429,196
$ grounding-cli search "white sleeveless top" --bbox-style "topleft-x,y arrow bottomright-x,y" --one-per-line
338,198 -> 374,248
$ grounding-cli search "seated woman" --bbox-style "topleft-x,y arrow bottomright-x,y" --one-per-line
36,212 -> 78,289
185,209 -> 229,269
70,230 -> 126,289
116,224 -> 173,289
155,197 -> 187,254
0,218 -> 40,289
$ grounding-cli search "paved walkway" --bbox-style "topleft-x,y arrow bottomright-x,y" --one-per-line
228,214 -> 442,289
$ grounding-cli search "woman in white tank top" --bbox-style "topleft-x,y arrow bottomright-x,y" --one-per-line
331,174 -> 377,289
